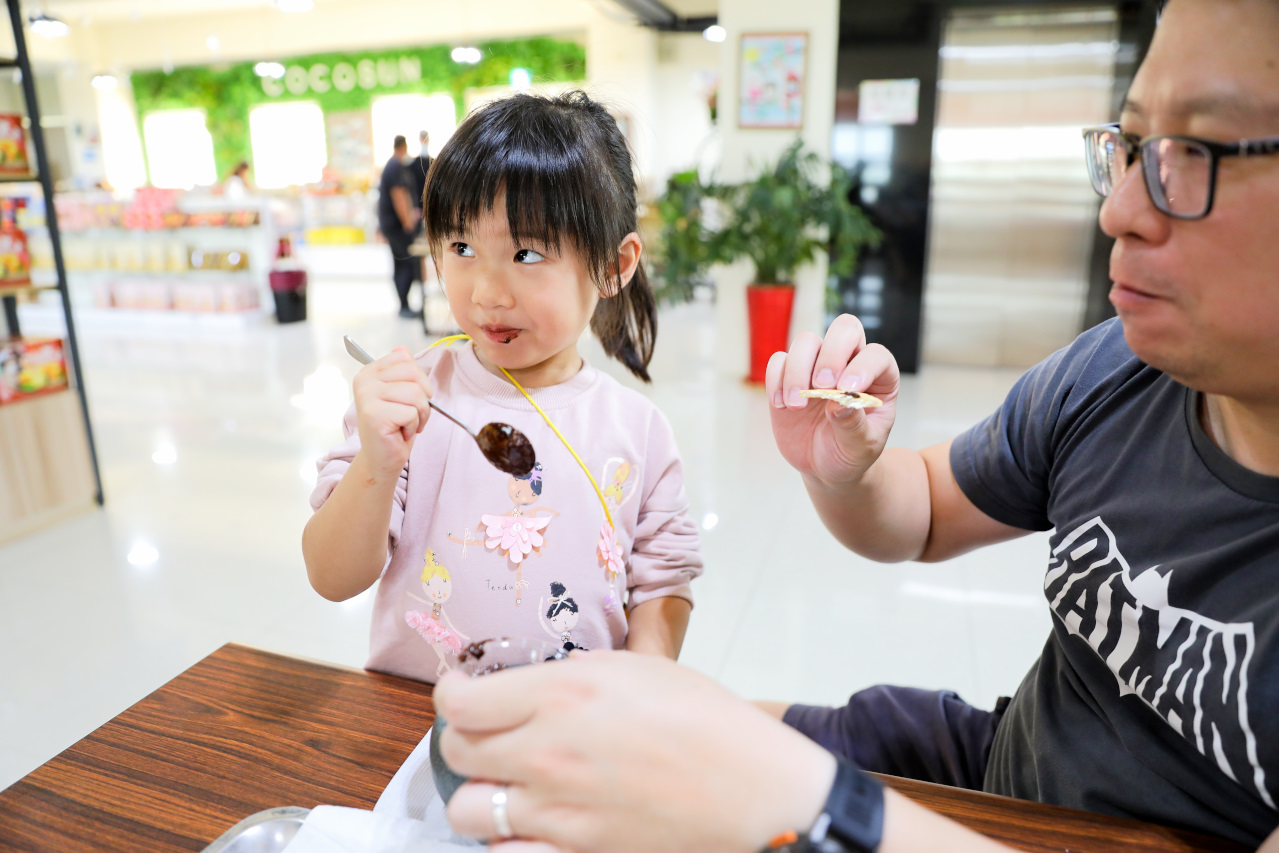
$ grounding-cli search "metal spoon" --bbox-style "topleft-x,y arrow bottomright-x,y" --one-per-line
343,335 -> 536,477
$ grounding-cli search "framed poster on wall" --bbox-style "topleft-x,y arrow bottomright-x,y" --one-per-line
738,32 -> 808,129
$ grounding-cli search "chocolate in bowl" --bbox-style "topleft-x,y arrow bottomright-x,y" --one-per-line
430,637 -> 568,804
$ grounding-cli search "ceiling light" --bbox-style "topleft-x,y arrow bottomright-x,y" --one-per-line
254,61 -> 286,79
703,24 -> 726,43
273,0 -> 314,10
91,74 -> 117,90
451,46 -> 481,65
29,13 -> 69,38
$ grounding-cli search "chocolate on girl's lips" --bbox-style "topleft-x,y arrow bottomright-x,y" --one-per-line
481,324 -> 520,344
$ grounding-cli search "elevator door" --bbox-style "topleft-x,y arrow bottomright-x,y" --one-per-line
922,6 -> 1118,367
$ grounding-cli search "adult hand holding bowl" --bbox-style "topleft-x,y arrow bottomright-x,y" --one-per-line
430,636 -> 568,804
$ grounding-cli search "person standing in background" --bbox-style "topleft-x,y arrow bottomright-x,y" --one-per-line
222,161 -> 253,199
405,130 -> 432,215
405,130 -> 434,291
378,135 -> 420,319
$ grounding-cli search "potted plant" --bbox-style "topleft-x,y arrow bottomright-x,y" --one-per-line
713,141 -> 879,383
651,169 -> 722,306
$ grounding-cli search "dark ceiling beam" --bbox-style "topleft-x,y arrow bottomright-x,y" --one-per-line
609,0 -> 717,32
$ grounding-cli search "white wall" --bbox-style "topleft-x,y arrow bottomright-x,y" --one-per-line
651,33 -> 720,188
713,0 -> 840,379
585,15 -> 659,197
579,26 -> 720,198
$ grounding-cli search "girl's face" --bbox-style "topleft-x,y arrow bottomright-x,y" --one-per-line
439,196 -> 641,388
549,607 -> 577,633
508,477 -> 537,505
423,575 -> 451,602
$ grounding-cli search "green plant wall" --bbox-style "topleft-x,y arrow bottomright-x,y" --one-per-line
130,37 -> 586,181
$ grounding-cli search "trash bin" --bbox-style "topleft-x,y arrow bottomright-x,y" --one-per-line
269,269 -> 307,324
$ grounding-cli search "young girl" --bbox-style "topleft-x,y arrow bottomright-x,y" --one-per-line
303,91 -> 704,683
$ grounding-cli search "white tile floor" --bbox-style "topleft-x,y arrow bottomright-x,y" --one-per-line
0,277 -> 1053,791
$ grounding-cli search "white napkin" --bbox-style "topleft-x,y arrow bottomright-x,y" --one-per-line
283,726 -> 484,852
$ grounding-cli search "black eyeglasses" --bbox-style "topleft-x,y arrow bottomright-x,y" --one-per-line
1082,123 -> 1279,219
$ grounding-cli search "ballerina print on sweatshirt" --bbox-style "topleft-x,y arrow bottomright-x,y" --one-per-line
465,463 -> 559,606
539,581 -> 588,653
597,458 -> 639,616
404,549 -> 470,678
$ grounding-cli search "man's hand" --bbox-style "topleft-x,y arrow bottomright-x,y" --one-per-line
438,652 -> 836,852
436,652 -> 1017,853
766,314 -> 900,491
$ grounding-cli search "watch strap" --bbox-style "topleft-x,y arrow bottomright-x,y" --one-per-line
813,757 -> 884,852
761,757 -> 884,853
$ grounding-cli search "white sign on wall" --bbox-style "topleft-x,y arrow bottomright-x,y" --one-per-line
857,78 -> 920,125
261,56 -> 423,98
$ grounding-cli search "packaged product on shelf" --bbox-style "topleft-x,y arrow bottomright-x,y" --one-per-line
0,199 -> 31,286
171,280 -> 218,312
188,247 -> 224,270
221,250 -> 249,271
28,238 -> 54,272
17,338 -> 67,394
165,242 -> 187,272
91,278 -> 113,309
217,279 -> 260,312
144,241 -> 167,273
269,236 -> 307,324
225,210 -> 260,227
0,114 -> 30,175
0,338 -> 20,403
0,337 -> 68,403
113,278 -> 171,310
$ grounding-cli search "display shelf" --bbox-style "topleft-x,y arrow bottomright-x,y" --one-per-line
0,282 -> 56,296
0,388 -> 97,546
15,300 -> 269,337
0,383 -> 68,406
53,268 -> 254,279
0,0 -> 104,536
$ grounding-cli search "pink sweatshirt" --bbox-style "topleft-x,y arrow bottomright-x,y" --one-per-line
311,341 -> 703,683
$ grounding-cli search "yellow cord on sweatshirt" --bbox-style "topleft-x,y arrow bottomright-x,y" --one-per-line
428,334 -> 614,531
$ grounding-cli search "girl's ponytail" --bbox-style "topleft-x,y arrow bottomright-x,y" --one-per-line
592,261 -> 657,383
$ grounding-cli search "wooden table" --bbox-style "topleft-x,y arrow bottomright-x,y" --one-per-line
0,643 -> 1249,853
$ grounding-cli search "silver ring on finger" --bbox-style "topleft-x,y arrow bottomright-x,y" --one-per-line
491,785 -> 514,840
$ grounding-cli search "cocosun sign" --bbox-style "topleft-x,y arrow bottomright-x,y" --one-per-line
260,56 -> 423,97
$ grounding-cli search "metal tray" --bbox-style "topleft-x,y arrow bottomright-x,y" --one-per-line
202,807 -> 311,853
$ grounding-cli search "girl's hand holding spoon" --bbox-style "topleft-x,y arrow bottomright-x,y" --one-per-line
350,344 -> 436,483
344,335 -> 536,478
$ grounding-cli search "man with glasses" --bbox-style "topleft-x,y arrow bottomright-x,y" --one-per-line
432,1 -> 1279,850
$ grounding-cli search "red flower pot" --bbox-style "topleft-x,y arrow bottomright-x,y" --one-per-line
746,283 -> 795,383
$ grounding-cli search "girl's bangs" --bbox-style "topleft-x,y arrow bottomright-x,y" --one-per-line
423,96 -> 623,286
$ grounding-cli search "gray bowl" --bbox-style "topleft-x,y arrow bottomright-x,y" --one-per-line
202,807 -> 310,853
430,717 -> 468,804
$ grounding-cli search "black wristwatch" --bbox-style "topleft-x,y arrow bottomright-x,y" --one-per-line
761,757 -> 885,853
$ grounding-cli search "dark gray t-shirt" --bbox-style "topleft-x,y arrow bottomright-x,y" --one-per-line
951,318 -> 1279,846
